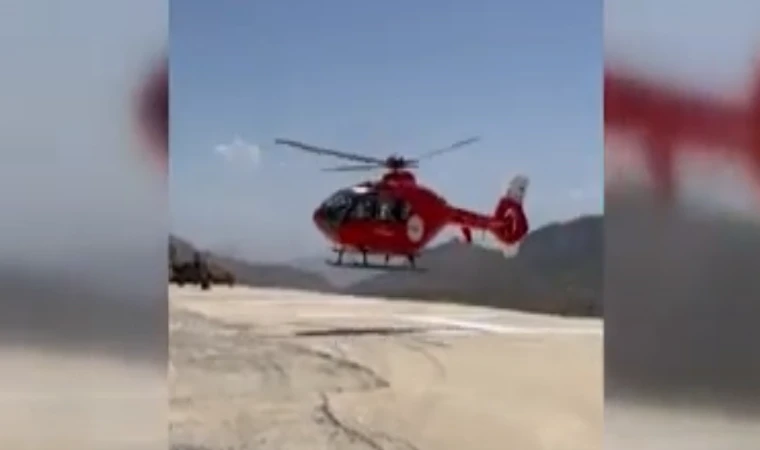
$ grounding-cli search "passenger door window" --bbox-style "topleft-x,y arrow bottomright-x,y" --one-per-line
392,199 -> 410,222
377,196 -> 396,222
376,196 -> 410,222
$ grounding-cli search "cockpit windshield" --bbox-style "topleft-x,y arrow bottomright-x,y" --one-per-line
322,189 -> 353,212
317,189 -> 356,224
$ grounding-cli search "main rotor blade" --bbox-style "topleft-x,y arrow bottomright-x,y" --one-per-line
274,138 -> 386,165
321,164 -> 381,172
410,136 -> 481,162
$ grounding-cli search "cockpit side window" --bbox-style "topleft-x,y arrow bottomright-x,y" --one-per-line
331,188 -> 412,224
349,193 -> 378,220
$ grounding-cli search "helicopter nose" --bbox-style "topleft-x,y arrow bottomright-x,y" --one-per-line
313,207 -> 340,242
313,208 -> 328,232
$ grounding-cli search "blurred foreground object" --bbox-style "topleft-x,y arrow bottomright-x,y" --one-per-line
605,63 -> 760,200
605,61 -> 760,448
0,1 -> 167,448
138,58 -> 168,172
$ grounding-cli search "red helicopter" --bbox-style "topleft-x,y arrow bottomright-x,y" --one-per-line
275,137 -> 530,270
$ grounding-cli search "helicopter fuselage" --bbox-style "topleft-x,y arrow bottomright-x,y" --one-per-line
312,171 -> 451,256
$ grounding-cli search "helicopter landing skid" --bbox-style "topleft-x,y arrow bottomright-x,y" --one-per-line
324,259 -> 427,272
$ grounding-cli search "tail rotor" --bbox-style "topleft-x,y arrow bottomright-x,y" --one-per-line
492,174 -> 530,246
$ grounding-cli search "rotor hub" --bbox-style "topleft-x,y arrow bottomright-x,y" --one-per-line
385,156 -> 409,170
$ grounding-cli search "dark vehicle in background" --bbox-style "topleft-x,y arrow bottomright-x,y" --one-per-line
207,262 -> 236,287
169,244 -> 235,290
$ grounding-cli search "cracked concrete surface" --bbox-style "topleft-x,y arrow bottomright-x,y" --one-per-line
169,286 -> 603,450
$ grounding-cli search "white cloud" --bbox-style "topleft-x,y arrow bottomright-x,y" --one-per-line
214,136 -> 261,166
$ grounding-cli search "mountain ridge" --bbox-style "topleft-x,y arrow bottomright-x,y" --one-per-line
171,213 -> 602,316
344,214 -> 603,316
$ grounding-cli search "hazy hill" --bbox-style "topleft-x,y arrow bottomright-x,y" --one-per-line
169,235 -> 336,292
344,215 -> 603,317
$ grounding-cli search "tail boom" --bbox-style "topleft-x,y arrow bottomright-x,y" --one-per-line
447,174 -> 530,247
448,200 -> 528,246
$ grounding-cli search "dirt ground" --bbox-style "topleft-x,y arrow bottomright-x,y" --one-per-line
169,286 -> 603,450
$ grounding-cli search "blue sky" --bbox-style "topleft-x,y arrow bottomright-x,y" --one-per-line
170,0 -> 602,261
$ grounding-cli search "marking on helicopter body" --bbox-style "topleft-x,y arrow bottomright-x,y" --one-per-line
406,214 -> 425,242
